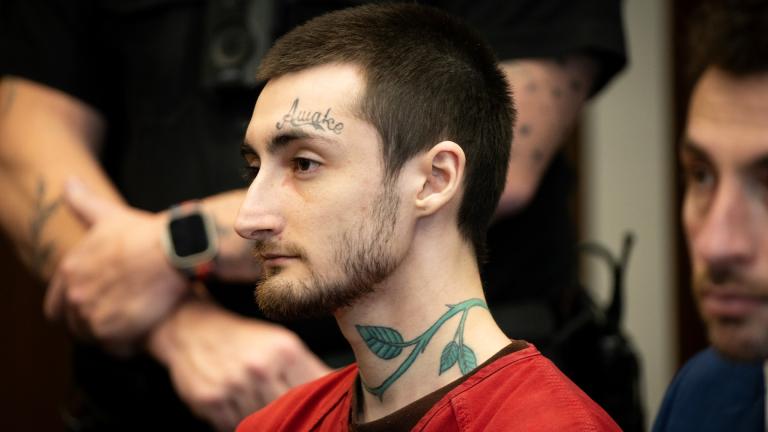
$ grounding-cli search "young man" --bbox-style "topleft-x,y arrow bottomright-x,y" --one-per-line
235,4 -> 618,430
654,1 -> 768,430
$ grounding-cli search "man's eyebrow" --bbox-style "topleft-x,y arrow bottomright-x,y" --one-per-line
747,153 -> 768,172
241,130 -> 341,158
266,129 -> 341,154
753,155 -> 768,168
681,138 -> 768,171
679,138 -> 710,162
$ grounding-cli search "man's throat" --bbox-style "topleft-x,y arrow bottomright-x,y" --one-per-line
354,298 -> 488,401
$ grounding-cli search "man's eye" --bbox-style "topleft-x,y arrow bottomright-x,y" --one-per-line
683,162 -> 715,189
241,165 -> 260,182
754,166 -> 768,189
748,166 -> 768,203
294,158 -> 320,173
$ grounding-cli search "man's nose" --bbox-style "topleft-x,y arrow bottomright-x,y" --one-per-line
694,182 -> 756,270
235,175 -> 286,241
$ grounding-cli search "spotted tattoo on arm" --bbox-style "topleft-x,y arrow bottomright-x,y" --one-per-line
518,123 -> 532,137
276,98 -> 344,134
531,148 -> 545,163
29,179 -> 63,277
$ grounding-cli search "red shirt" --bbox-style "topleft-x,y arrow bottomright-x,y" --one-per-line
237,344 -> 620,431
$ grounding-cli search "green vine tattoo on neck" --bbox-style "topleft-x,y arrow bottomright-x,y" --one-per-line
355,298 -> 487,400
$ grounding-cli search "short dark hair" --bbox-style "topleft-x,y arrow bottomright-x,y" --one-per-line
689,0 -> 768,81
257,3 -> 514,260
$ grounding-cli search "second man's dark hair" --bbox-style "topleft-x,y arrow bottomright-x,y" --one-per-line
689,0 -> 768,81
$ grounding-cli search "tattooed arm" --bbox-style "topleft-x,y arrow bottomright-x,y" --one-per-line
0,77 -> 323,429
0,77 -> 258,339
0,77 -> 181,345
0,77 -> 119,279
44,183 -> 260,348
495,55 -> 597,217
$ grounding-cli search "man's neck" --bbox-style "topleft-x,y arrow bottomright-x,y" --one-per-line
334,236 -> 511,422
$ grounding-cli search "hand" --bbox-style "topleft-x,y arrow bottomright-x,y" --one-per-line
44,178 -> 187,350
148,299 -> 331,431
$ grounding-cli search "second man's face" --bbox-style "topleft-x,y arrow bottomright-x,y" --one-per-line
683,67 -> 768,361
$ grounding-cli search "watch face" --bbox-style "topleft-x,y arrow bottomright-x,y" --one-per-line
170,214 -> 210,258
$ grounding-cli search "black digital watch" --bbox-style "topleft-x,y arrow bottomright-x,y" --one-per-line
162,201 -> 218,280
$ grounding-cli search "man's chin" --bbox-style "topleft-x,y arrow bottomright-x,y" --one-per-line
707,320 -> 768,362
255,278 -> 322,321
254,275 -> 367,321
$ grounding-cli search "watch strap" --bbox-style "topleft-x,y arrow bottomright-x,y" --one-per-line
181,258 -> 216,281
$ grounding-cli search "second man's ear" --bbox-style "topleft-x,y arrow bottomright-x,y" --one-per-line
415,141 -> 465,217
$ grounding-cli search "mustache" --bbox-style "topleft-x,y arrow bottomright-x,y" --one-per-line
693,267 -> 768,296
252,240 -> 307,260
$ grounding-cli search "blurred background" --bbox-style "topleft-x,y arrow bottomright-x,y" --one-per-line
584,0 -> 704,425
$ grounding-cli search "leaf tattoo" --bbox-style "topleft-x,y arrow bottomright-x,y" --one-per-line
357,326 -> 407,360
439,303 -> 477,375
457,345 -> 477,374
439,341 -> 460,374
356,298 -> 487,400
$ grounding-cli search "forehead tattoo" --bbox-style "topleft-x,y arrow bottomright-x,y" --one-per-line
275,97 -> 345,135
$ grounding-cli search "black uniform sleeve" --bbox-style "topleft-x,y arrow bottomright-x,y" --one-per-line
0,0 -> 108,110
433,0 -> 627,96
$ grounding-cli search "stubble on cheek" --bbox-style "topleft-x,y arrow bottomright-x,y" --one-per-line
703,305 -> 768,361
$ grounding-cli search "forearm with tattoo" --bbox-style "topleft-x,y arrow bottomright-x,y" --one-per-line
29,179 -> 63,277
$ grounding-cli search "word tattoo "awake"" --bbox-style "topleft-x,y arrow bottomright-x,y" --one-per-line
276,98 -> 344,135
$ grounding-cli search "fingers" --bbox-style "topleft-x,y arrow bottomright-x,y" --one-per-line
64,177 -> 116,226
189,378 -> 258,431
195,400 -> 242,432
43,270 -> 66,320
233,386 -> 268,425
218,402 -> 243,432
283,349 -> 332,388
255,372 -> 290,405
62,276 -> 97,341
47,256 -> 102,341
64,305 -> 95,342
227,370 -> 287,427
217,351 -> 296,423
45,251 -> 98,332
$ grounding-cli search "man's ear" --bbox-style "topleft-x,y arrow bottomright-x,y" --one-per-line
415,141 -> 465,217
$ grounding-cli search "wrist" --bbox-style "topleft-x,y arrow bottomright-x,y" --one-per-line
146,295 -> 209,365
146,308 -> 177,366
